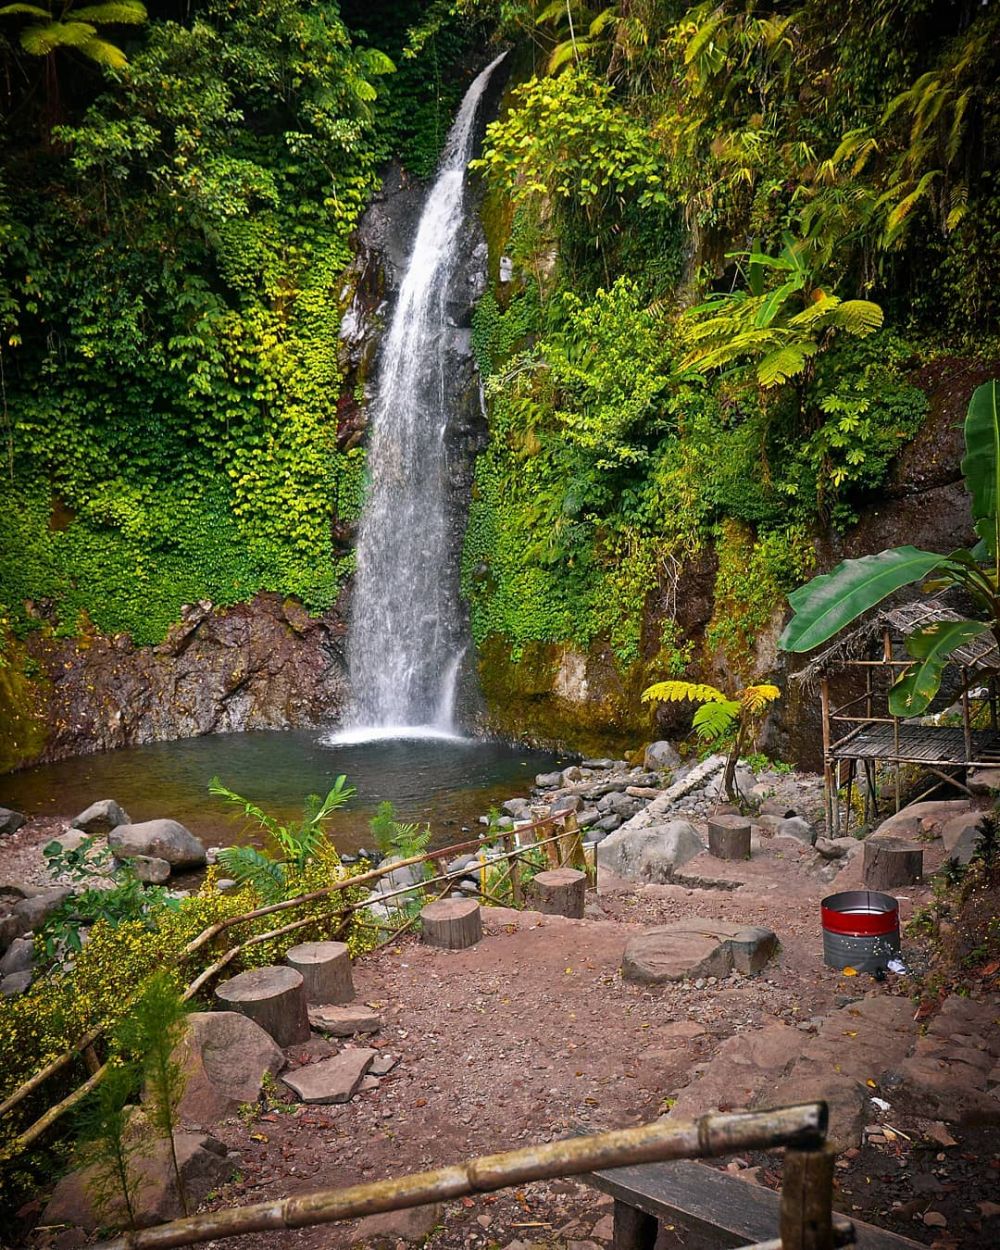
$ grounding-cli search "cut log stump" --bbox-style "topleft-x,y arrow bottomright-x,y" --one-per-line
707,815 -> 751,861
529,867 -> 587,918
285,940 -> 354,1005
214,965 -> 310,1047
420,898 -> 482,950
863,836 -> 923,889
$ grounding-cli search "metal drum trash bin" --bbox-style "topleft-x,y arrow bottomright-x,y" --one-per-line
821,889 -> 900,973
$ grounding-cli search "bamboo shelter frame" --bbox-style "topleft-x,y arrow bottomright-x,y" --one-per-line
806,605 -> 1000,835
88,1103 -> 842,1250
1,812 -> 587,1155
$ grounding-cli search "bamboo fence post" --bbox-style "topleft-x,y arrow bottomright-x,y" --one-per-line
779,1146 -> 835,1250
89,1104 -> 827,1250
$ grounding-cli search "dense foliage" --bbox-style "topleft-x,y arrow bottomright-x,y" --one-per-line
462,0 -> 998,683
0,0 -> 477,650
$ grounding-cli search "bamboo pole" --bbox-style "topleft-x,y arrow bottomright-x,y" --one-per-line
91,1104 -> 828,1250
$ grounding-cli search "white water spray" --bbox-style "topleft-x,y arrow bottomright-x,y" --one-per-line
338,53 -> 507,742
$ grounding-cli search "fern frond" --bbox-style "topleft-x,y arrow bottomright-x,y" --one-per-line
740,683 -> 781,715
73,3 -> 146,23
641,679 -> 728,705
835,300 -> 884,334
215,846 -> 287,904
692,700 -> 741,741
756,341 -> 817,387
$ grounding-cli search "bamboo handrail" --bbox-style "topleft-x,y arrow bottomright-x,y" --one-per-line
3,822 -> 579,1146
90,1104 -> 828,1250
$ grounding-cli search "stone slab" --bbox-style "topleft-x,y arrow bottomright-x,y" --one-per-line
308,1003 -> 380,1036
282,1048 -> 375,1104
621,919 -> 777,984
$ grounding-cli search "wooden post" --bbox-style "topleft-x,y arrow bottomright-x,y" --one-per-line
214,966 -> 311,1047
529,867 -> 587,917
420,898 -> 483,949
707,815 -> 751,861
820,679 -> 836,837
961,666 -> 973,761
779,1147 -> 834,1250
612,1198 -> 657,1250
863,836 -> 922,889
503,833 -> 523,907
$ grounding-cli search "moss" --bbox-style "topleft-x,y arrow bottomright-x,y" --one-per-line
0,634 -> 49,773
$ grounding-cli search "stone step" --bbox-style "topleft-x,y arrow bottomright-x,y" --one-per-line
282,1048 -> 375,1104
308,1003 -> 380,1036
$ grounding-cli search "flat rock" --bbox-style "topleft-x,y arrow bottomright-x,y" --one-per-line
622,919 -> 777,984
308,1003 -> 380,1035
353,1202 -> 444,1245
596,820 -> 705,883
1,970 -> 32,996
109,819 -> 206,868
71,799 -> 131,835
282,1048 -> 375,1103
42,1131 -> 229,1231
168,1012 -> 285,1122
0,807 -> 26,836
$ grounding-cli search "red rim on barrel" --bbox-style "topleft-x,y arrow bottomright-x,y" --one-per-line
821,889 -> 900,972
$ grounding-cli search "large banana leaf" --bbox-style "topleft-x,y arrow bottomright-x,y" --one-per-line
960,378 -> 1000,558
779,546 -> 945,652
888,618 -> 989,717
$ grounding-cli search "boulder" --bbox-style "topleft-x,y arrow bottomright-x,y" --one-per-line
776,815 -> 817,846
71,799 -> 131,835
42,1130 -> 230,1231
0,807 -> 26,836
167,1012 -> 285,1122
577,807 -> 600,828
1,970 -> 32,997
967,767 -> 1000,795
126,856 -> 172,885
814,837 -> 859,860
596,821 -> 705,884
12,886 -> 72,934
0,936 -> 34,977
622,920 -> 778,984
549,794 -> 581,815
109,820 -> 206,868
643,741 -> 682,772
501,798 -> 530,819
561,766 -> 584,784
594,813 -> 621,833
535,771 -> 562,788
941,811 -> 984,865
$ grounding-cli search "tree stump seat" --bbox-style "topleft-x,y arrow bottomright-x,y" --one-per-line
707,815 -> 752,861
285,940 -> 354,1005
214,965 -> 310,1047
420,898 -> 482,949
863,836 -> 923,889
529,867 -> 587,917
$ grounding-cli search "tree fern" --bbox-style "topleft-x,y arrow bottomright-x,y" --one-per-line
641,679 -> 728,705
215,846 -> 287,904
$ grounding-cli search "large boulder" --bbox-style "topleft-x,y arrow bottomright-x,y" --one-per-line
596,820 -> 705,883
42,1129 -> 230,1231
71,799 -> 131,835
643,741 -> 682,772
165,1012 -> 285,1122
109,820 -> 206,868
0,807 -> 26,836
622,919 -> 778,984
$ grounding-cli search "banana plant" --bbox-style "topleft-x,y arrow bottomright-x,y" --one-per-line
779,378 -> 1000,717
641,679 -> 780,802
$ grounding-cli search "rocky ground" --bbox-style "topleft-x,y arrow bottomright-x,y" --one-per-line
3,755 -> 1000,1250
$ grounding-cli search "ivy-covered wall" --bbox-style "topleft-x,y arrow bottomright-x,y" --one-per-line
460,0 -> 998,750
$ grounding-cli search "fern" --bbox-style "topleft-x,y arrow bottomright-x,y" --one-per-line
692,700 -> 741,741
640,679 -> 728,705
215,846 -> 287,904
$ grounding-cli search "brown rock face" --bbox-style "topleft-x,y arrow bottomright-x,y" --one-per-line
167,1012 -> 285,1123
12,593 -> 348,768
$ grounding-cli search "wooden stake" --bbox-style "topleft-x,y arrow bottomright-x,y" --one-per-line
779,1147 -> 835,1250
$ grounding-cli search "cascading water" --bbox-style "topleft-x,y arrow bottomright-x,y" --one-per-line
340,52 -> 507,741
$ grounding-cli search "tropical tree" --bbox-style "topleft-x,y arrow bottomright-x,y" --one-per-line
779,379 -> 1000,718
641,678 -> 780,802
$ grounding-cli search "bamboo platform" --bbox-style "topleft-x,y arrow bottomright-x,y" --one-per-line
830,722 -> 1000,767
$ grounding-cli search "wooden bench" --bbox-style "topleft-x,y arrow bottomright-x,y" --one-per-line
582,1156 -> 925,1250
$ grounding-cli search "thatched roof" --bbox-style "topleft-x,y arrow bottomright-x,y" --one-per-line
789,597 -> 1000,690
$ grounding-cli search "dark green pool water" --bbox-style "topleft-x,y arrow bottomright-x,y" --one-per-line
0,731 -> 565,855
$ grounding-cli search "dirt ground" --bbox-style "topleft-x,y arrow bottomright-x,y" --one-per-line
6,816 -> 999,1250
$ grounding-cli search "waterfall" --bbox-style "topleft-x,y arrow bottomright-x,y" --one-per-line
341,52 -> 507,740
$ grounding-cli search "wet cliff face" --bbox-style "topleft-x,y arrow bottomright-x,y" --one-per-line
3,595 -> 349,769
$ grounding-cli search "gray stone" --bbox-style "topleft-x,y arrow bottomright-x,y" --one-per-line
967,767 -> 1000,795
708,768 -> 756,800
216,878 -> 238,892
282,1048 -> 375,1104
308,1004 -> 380,1036
42,1130 -> 230,1230
167,1011 -> 285,1122
622,919 -> 778,984
576,808 -> 600,828
1,970 -> 32,996
71,798 -> 131,835
12,886 -> 72,933
596,820 -> 705,884
814,836 -> 859,860
777,815 -> 818,846
370,1052 -> 398,1077
941,812 -> 983,865
594,813 -> 621,833
502,798 -> 530,818
109,819 -> 206,868
0,936 -> 34,977
126,855 -> 172,884
535,771 -> 562,788
561,766 -> 584,785
550,794 -> 581,815
643,741 -> 682,772
581,758 -> 614,770
0,807 -> 26,836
